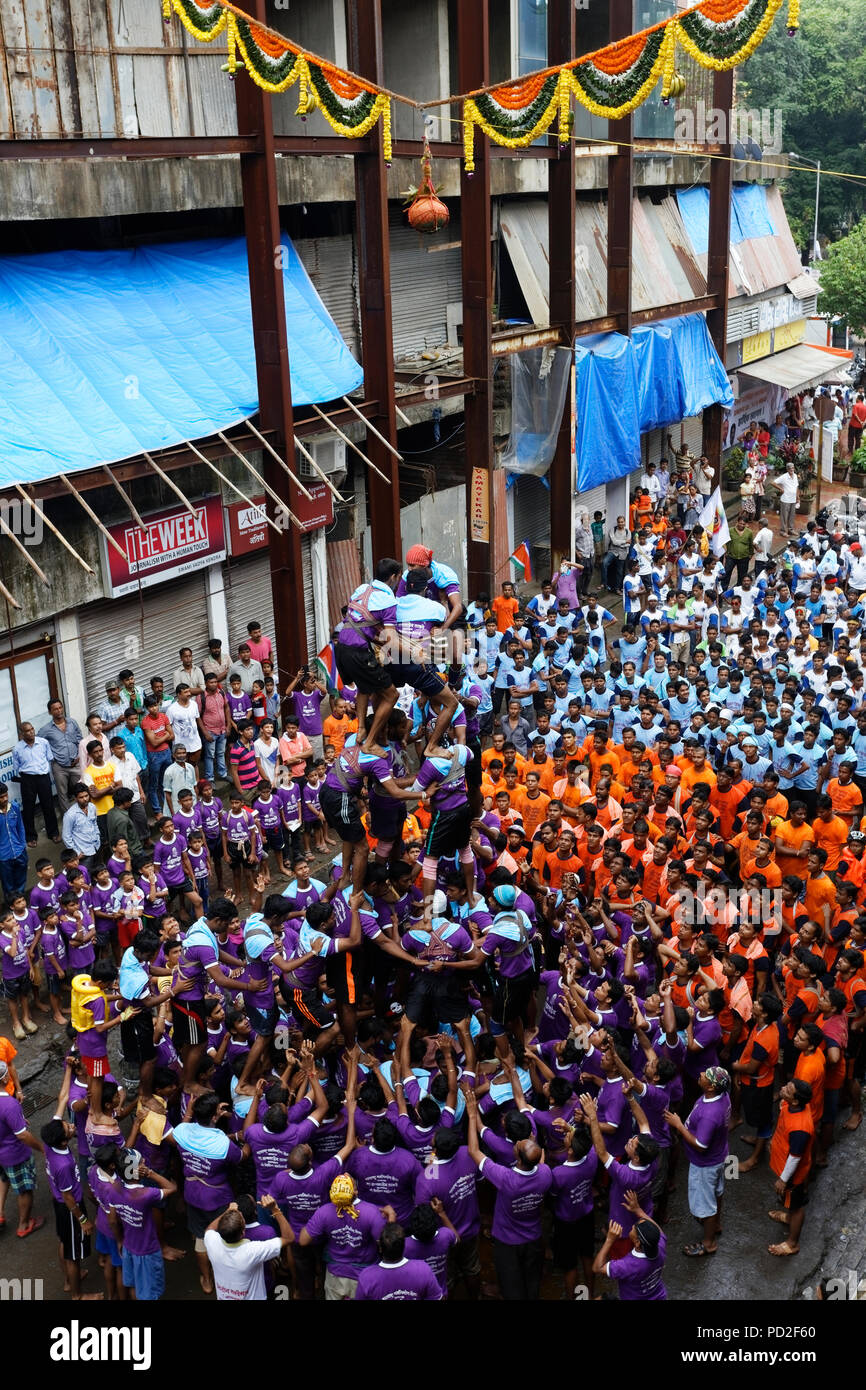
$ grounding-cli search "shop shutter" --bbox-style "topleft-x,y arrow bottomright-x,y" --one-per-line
78,573 -> 209,712
293,235 -> 360,359
513,475 -> 552,578
224,539 -> 318,677
302,535 -> 317,664
575,482 -> 607,523
681,414 -> 705,458
389,213 -> 463,359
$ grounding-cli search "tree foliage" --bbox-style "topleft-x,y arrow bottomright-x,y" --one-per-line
735,0 -> 866,252
817,219 -> 866,335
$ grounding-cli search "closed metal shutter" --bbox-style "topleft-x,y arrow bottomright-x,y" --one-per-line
389,213 -> 463,358
513,475 -> 551,576
575,483 -> 607,523
78,573 -> 209,712
224,540 -> 318,675
681,415 -> 705,458
294,235 -> 360,359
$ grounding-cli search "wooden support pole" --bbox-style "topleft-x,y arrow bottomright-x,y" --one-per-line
0,576 -> 21,610
242,418 -> 314,500
141,451 -> 200,518
12,486 -> 93,574
702,68 -> 735,485
184,441 -> 292,533
548,0 -> 577,570
307,406 -> 386,487
458,0 -> 494,595
341,396 -> 403,461
101,466 -> 144,528
59,474 -> 128,562
235,0 -> 308,674
348,0 -> 403,562
0,512 -> 50,585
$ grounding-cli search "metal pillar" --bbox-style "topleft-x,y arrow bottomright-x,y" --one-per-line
702,69 -> 734,483
235,0 -> 307,675
458,0 -> 495,596
548,0 -> 577,570
348,0 -> 402,562
607,0 -> 634,337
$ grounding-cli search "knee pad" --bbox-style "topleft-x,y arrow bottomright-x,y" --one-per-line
375,839 -> 394,859
458,846 -> 475,865
423,857 -> 439,880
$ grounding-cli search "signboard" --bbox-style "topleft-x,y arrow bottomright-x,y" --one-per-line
774,318 -> 806,353
723,378 -> 787,450
470,466 -> 490,544
741,330 -> 772,364
104,496 -> 226,598
293,482 -> 334,534
0,750 -> 20,803
226,496 -> 269,556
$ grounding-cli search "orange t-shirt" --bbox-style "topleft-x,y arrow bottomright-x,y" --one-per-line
730,830 -> 763,879
794,1049 -> 826,1131
519,790 -> 551,840
588,748 -> 621,789
812,815 -> 849,872
825,780 -> 864,828
543,852 -> 583,890
322,714 -> 358,757
680,764 -> 718,797
803,872 -> 837,924
0,1038 -> 16,1095
491,595 -> 520,633
709,787 -> 743,840
774,819 -> 814,879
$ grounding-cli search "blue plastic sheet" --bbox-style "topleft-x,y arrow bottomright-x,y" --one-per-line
574,313 -> 734,493
676,184 -> 777,257
0,235 -> 363,486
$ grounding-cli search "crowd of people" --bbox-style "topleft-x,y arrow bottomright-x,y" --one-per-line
1,437 -> 865,1303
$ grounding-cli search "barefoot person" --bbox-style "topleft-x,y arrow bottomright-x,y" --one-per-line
335,559 -> 403,757
767,1078 -> 814,1257
664,1066 -> 730,1257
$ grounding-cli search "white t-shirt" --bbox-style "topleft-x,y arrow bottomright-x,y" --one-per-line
112,752 -> 143,803
752,526 -> 773,562
777,472 -> 799,504
203,1230 -> 282,1301
166,699 -> 202,753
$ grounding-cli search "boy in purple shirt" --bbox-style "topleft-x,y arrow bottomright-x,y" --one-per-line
664,1065 -> 731,1257
347,1117 -> 422,1224
58,892 -> 96,978
594,1192 -> 667,1300
354,1222 -> 441,1300
404,1200 -> 458,1298
109,1154 -> 177,1301
41,1117 -> 94,1297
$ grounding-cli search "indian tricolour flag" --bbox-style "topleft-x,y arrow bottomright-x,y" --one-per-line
315,643 -> 343,692
698,488 -> 730,557
509,541 -> 533,583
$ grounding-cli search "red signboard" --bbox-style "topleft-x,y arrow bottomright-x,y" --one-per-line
226,484 -> 333,555
104,495 -> 226,597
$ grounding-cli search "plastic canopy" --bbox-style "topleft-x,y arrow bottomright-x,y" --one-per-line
675,184 -> 777,257
0,235 -> 363,486
574,312 -> 734,493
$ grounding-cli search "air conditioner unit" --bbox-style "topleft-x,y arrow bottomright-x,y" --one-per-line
297,436 -> 347,489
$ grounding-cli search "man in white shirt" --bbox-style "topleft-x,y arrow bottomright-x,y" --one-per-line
165,684 -> 203,769
776,463 -> 799,537
848,542 -> 866,592
203,1197 -> 291,1300
108,736 -> 148,842
694,454 -> 715,498
641,462 -> 661,506
752,520 -> 774,573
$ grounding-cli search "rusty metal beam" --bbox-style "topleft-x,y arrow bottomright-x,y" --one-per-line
632,294 -> 719,326
548,0 -> 577,571
347,0 -> 402,562
702,68 -> 734,484
459,0 -> 494,597
492,326 -> 564,356
235,0 -> 307,676
0,135 -> 564,162
607,0 -> 633,340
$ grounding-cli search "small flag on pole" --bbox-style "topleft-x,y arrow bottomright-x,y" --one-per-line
315,643 -> 343,692
509,541 -> 533,583
698,488 -> 730,558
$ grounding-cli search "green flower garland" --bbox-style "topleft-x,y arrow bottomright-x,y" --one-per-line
308,64 -> 382,130
680,0 -> 773,61
234,17 -> 301,86
573,29 -> 665,110
473,74 -> 560,141
165,0 -> 227,40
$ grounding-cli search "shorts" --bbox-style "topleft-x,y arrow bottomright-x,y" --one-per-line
325,950 -> 365,1008
1,975 -> 30,1001
80,1053 -> 108,1079
335,642 -> 393,696
320,784 -> 366,845
95,1229 -> 123,1267
783,1183 -> 809,1212
552,1211 -> 595,1267
389,662 -> 446,698
171,998 -> 205,1049
822,1088 -> 841,1125
246,1001 -> 279,1037
490,968 -> 536,1028
121,1009 -> 156,1066
227,840 -> 252,868
186,1202 -> 226,1242
46,973 -> 63,997
118,918 -> 140,952
121,1248 -> 166,1301
166,876 -> 195,901
465,739 -> 482,792
447,1234 -> 481,1288
741,1083 -> 774,1138
0,1157 -> 36,1193
687,1160 -> 725,1220
206,835 -> 223,863
405,971 -> 471,1026
369,799 -> 406,843
425,804 -> 473,859
324,1271 -> 359,1301
282,982 -> 334,1032
54,1197 -> 91,1262
264,829 -> 285,855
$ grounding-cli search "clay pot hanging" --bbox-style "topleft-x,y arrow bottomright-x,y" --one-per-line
405,136 -> 450,234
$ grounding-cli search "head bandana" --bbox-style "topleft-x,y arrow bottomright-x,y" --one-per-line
704,1066 -> 731,1093
329,1173 -> 359,1218
406,544 -> 433,567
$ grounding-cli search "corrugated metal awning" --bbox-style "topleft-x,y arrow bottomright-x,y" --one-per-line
738,343 -> 852,391
787,271 -> 822,300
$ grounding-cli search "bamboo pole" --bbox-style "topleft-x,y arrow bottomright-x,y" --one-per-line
213,433 -> 306,522
141,452 -> 200,518
0,512 -> 50,585
183,442 -> 291,533
341,395 -> 404,461
101,466 -> 144,528
60,474 -> 128,562
0,576 -> 20,609
241,418 -> 315,500
12,485 -> 93,574
280,412 -> 346,500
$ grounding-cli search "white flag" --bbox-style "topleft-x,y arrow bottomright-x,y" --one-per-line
698,487 -> 730,557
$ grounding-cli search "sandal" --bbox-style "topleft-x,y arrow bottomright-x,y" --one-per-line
682,1242 -> 717,1257
16,1216 -> 45,1238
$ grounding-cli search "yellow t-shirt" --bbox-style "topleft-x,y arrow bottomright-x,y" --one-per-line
85,762 -> 116,814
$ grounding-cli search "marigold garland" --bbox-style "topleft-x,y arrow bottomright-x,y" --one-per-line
162,0 -> 798,173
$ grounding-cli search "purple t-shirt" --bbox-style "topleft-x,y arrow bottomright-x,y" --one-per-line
44,1144 -> 82,1204
604,1154 -> 657,1233
271,1156 -> 342,1236
29,881 -> 60,916
138,872 -> 168,919
325,747 -> 394,798
347,1145 -> 422,1225
537,970 -> 570,1044
303,1198 -> 386,1278
253,795 -> 283,836
110,1183 -> 164,1256
88,1164 -> 121,1238
173,809 -> 198,841
278,781 -> 302,825
195,798 -> 224,842
90,882 -> 117,935
355,1257 -> 441,1301
77,994 -> 109,1059
416,748 -> 473,812
404,1226 -> 457,1297
40,924 -> 66,977
302,782 -> 322,825
292,690 -> 324,738
174,928 -> 220,1001
479,1157 -> 553,1244
395,1113 -> 451,1164
683,1014 -> 723,1080
0,927 -> 30,979
479,910 -> 535,980
609,1232 -> 667,1300
414,1149 -> 480,1239
596,1077 -> 634,1157
550,1150 -> 599,1221
0,1095 -> 30,1166
172,1126 -> 242,1209
338,581 -> 398,648
245,1119 -> 319,1199
59,916 -> 95,972
685,1093 -> 730,1167
153,833 -> 188,888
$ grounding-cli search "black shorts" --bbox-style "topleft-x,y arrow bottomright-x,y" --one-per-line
465,739 -> 482,792
405,971 -> 471,1027
206,834 -> 224,863
552,1211 -> 595,1267
490,968 -> 536,1027
54,1198 -> 91,1263
390,662 -> 446,698
166,876 -> 194,901
369,798 -> 406,842
246,1001 -> 279,1037
1,975 -> 30,1001
227,839 -> 253,868
425,803 -> 473,859
741,1083 -> 774,1136
282,981 -> 334,1032
325,950 -> 365,1007
787,1184 -> 809,1211
120,1009 -> 156,1066
264,829 -> 285,855
171,998 -> 206,1049
186,1202 -> 226,1241
320,784 -> 366,844
335,641 -> 394,696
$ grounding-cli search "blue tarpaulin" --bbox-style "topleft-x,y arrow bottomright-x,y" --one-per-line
574,312 -> 734,493
0,235 -> 363,486
676,183 -> 777,257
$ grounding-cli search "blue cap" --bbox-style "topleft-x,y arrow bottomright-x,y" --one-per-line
493,885 -> 518,909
